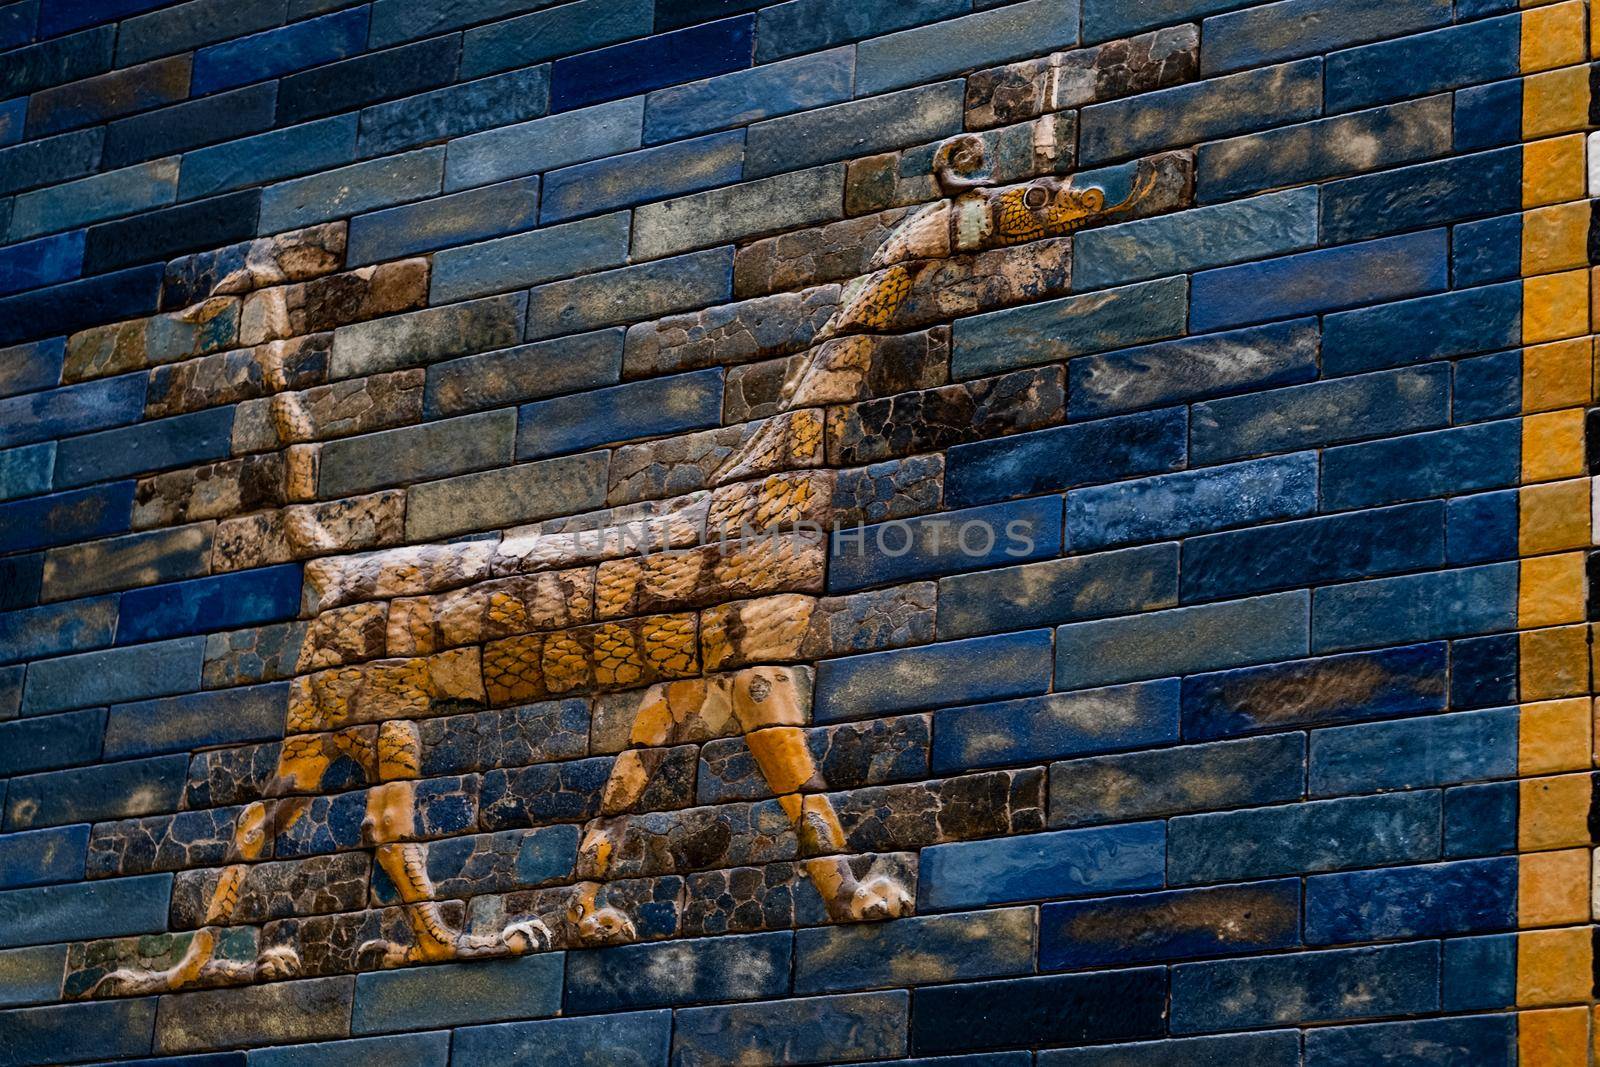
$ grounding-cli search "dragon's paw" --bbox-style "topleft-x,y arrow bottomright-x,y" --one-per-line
501,919 -> 553,954
848,875 -> 913,922
255,945 -> 301,981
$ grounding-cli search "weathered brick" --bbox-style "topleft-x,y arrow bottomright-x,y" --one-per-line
1309,706 -> 1516,798
407,452 -> 608,542
515,368 -> 723,460
1305,1016 -> 1513,1067
548,15 -> 753,112
1311,562 -> 1517,653
1306,857 -> 1515,944
462,0 -> 648,78
259,148 -> 444,234
814,630 -> 1053,724
623,285 -> 839,380
252,1033 -> 450,1067
755,0 -> 963,63
103,681 -> 287,760
4,754 -> 188,830
0,595 -> 118,665
1041,880 -> 1301,969
318,408 -> 514,498
41,522 -> 213,602
452,1010 -> 671,1067
912,969 -> 1166,1055
646,47 -> 853,144
444,98 -> 645,192
568,930 -> 792,1012
920,822 -> 1165,910
855,0 -> 1080,96
1036,1033 -> 1300,1067
347,177 -> 541,267
352,953 -> 561,1034
524,246 -> 734,342
0,944 -> 72,1008
633,164 -> 843,261
1324,15 -> 1518,113
431,210 -> 629,304
329,293 -> 526,380
154,977 -> 356,1053
178,114 -> 359,202
0,998 -> 159,1066
674,991 -> 907,1067
798,909 -> 1033,993
278,36 -> 460,126
747,81 -> 962,179
0,872 -> 171,949
932,680 -> 1178,775
543,130 -> 745,224
190,7 -> 366,95
133,454 -> 286,529
1202,0 -> 1450,76
937,542 -> 1176,640
0,823 -> 88,888
54,407 -> 234,489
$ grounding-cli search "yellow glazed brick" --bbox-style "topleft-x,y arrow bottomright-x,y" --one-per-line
1523,408 -> 1586,482
1524,135 -> 1589,206
1520,1005 -> 1591,1067
1522,698 -> 1595,774
1520,479 -> 1592,554
1518,927 -> 1594,1006
1520,552 -> 1588,629
1520,848 -> 1592,926
1523,202 -> 1592,276
1520,624 -> 1591,701
1523,338 -> 1592,413
1520,772 -> 1594,851
1523,64 -> 1592,138
1524,270 -> 1591,344
1522,1 -> 1589,73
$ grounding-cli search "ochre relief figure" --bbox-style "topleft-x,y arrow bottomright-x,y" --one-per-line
89,136 -> 1185,993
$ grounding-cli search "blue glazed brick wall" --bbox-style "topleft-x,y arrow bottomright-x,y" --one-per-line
0,0 -> 1596,1063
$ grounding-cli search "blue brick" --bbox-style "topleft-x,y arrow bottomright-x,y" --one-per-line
36,0 -> 163,36
1322,147 -> 1521,245
1170,791 -> 1441,884
1181,501 -> 1443,603
0,944 -> 71,1009
431,209 -> 630,303
1075,189 -> 1318,292
1306,857 -> 1515,945
84,189 -> 260,275
453,1010 -> 671,1067
515,366 -> 722,459
0,596 -> 117,664
831,497 -> 1062,593
359,67 -> 552,158
348,177 -> 540,267
1171,942 -> 1439,1032
932,681 -> 1179,774
178,115 -> 358,201
318,409 -> 516,498
1191,229 -> 1448,333
0,443 -> 57,502
1066,453 -> 1318,550
1041,880 -> 1301,970
461,0 -> 652,79
0,998 -> 158,1066
104,83 -> 279,170
1038,1032 -> 1301,1067
745,80 -> 963,180
0,663 -> 21,717
755,0 -> 966,63
1049,733 -> 1306,828
21,635 -> 203,716
41,524 -> 216,604
1323,421 -> 1520,512
675,991 -> 908,1066
1450,633 -> 1518,710
10,156 -> 177,242
251,1033 -> 450,1067
352,953 -> 561,1034
191,7 -> 368,95
1312,561 -> 1518,653
1443,781 -> 1518,859
954,275 -> 1188,380
1312,706 -> 1517,798
0,871 -> 171,948
0,482 -> 135,554
550,16 -> 753,113
797,910 -> 1033,994
0,707 -> 103,776
1453,215 -> 1522,288
1447,490 -> 1519,565
1203,0 -> 1449,75
368,0 -> 570,47
1192,363 -> 1450,464
1182,642 -> 1446,740
0,97 -> 23,147
938,542 -> 1178,639
52,407 -> 231,490
814,630 -> 1053,724
425,328 -> 623,418
0,263 -> 165,348
4,754 -> 189,830
104,681 -> 287,759
568,930 -> 792,1011
1327,283 -> 1522,377
1455,79 -> 1522,152
644,47 -> 853,143
1441,933 -> 1515,1010
274,790 -> 366,858
114,0 -> 286,66
854,0 -> 1079,96
0,128 -> 102,198
0,823 -> 87,888
1306,1015 -> 1514,1067
0,26 -> 112,99
25,54 -> 192,138
1081,58 -> 1322,165
1455,349 -> 1521,425
920,822 -> 1165,910
0,230 -> 82,296
1057,590 -> 1309,690
259,147 -> 445,234
543,130 -> 744,224
116,565 -> 300,646
911,969 -> 1166,1055
1326,15 -> 1520,113
278,37 -> 461,126
444,98 -> 644,192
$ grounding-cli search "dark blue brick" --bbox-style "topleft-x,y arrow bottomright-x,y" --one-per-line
24,53 -> 191,138
1452,215 -> 1522,287
359,66 -> 552,158
514,367 -> 721,459
1037,1033 -> 1301,1067
252,1035 -> 445,1067
1311,706 -> 1516,796
1180,500 -> 1444,603
177,114 -> 359,201
1312,561 -> 1518,652
0,128 -> 102,198
1323,421 -> 1520,510
83,189 -> 261,275
1453,349 -> 1521,423
0,230 -> 83,297
1442,780 -> 1517,859
1306,857 -> 1515,944
0,482 -> 135,554
830,497 -> 1061,593
0,333 -> 65,398
0,998 -> 158,1066
814,630 -> 1053,724
103,682 -> 287,760
0,595 -> 117,664
550,16 -> 753,112
453,1010 -> 671,1067
54,406 -> 234,489
1190,229 -> 1448,333
4,754 -> 188,830
0,871 -> 171,948
1326,15 -> 1520,113
1182,642 -> 1446,740
1070,318 -> 1319,419
279,36 -> 461,125
1455,79 -> 1522,152
116,565 -> 301,645
36,0 -> 164,37
920,822 -> 1164,911
1168,791 -> 1442,883
672,992 -> 909,1066
541,130 -> 745,223
0,822 -> 88,888
1041,880 -> 1301,969
755,0 -> 963,64
0,663 -> 21,717
1172,942 -> 1439,1032
1442,934 -> 1515,1010
938,543 -> 1178,640
567,931 -> 791,1012
274,789 -> 366,858
114,0 -> 288,66
911,969 -> 1168,1055
796,910 -> 1034,995
348,177 -> 541,267
463,0 -> 652,78
191,7 -> 369,95
1306,1015 -> 1514,1067
944,407 -> 1186,508
0,943 -> 71,1010
352,953 -> 561,1034
0,445 -> 54,503
424,328 -> 622,418
1201,0 -> 1449,75
656,0 -> 764,31
0,25 -> 112,98
0,263 -> 164,348
1446,490 -> 1518,565
0,96 -> 25,147
932,680 -> 1178,774
0,372 -> 144,450
0,555 -> 44,614
644,47 -> 854,143
1323,282 -> 1521,376
1450,633 -> 1518,710
22,635 -> 203,716
0,1 -> 35,51
103,83 -> 278,170
1322,147 -> 1521,244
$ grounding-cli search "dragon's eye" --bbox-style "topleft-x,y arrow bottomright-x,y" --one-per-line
1023,185 -> 1049,209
